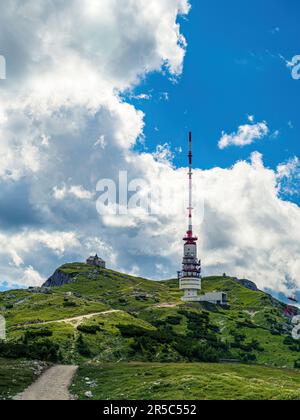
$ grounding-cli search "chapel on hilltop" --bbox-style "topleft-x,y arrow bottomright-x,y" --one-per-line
86,254 -> 106,269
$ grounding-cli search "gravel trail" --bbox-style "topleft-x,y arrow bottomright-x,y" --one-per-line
16,365 -> 78,400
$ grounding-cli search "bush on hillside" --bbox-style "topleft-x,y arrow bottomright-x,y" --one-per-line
76,334 -> 91,357
0,338 -> 60,362
23,329 -> 53,342
294,360 -> 300,369
77,325 -> 101,335
239,352 -> 257,363
283,336 -> 300,352
63,301 -> 78,308
283,336 -> 294,345
165,316 -> 182,325
117,313 -> 230,364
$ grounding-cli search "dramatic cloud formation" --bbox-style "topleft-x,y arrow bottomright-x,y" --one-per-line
0,0 -> 299,298
195,153 -> 300,294
0,0 -> 191,287
218,121 -> 269,149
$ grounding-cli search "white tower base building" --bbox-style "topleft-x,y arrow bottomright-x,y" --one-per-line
199,292 -> 227,306
180,278 -> 201,302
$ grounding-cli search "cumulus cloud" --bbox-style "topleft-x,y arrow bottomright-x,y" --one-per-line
0,0 -> 300,299
0,0 -> 190,179
152,143 -> 175,164
20,266 -> 45,287
0,0 -> 190,286
53,185 -> 94,201
194,153 -> 300,294
218,121 -> 269,149
277,157 -> 300,198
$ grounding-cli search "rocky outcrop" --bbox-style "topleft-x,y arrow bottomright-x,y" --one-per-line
42,269 -> 77,288
235,279 -> 258,292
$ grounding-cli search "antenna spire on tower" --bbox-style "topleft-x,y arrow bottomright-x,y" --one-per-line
188,131 -> 193,235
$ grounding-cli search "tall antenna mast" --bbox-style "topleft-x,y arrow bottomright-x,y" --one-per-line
188,131 -> 193,236
179,131 -> 227,305
179,131 -> 201,302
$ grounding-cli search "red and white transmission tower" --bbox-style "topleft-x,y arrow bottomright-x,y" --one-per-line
179,132 -> 202,301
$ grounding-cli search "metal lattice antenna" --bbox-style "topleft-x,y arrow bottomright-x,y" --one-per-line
188,131 -> 193,235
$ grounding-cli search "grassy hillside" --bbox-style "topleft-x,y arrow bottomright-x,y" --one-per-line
0,263 -> 299,369
72,362 -> 300,400
0,358 -> 47,400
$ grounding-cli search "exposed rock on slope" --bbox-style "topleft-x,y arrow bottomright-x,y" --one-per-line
42,269 -> 76,288
235,279 -> 258,291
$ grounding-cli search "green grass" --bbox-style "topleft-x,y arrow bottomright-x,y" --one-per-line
0,358 -> 47,400
72,362 -> 300,400
71,311 -> 157,363
57,266 -> 182,311
0,264 -> 298,367
1,264 -> 300,400
1,289 -> 109,328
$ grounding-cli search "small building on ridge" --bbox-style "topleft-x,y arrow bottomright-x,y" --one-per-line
86,254 -> 106,269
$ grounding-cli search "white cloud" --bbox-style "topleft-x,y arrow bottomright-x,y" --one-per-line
53,185 -> 94,201
0,230 -> 83,286
10,251 -> 24,268
0,0 -> 299,300
0,231 -> 80,257
271,130 -> 280,139
277,157 -> 300,197
131,93 -> 152,101
219,121 -> 269,149
0,0 -> 190,287
21,266 -> 45,287
94,135 -> 107,149
160,92 -> 170,101
277,157 -> 299,179
153,143 -> 175,164
0,0 -> 190,179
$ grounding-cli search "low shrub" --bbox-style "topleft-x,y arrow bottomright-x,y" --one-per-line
24,329 -> 53,342
0,339 -> 59,362
63,301 -> 78,308
77,325 -> 101,334
76,334 -> 91,357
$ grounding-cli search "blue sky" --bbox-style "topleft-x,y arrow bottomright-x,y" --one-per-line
0,0 -> 299,296
130,0 -> 300,204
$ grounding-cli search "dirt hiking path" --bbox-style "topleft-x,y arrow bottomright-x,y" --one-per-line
15,365 -> 78,400
20,309 -> 121,328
